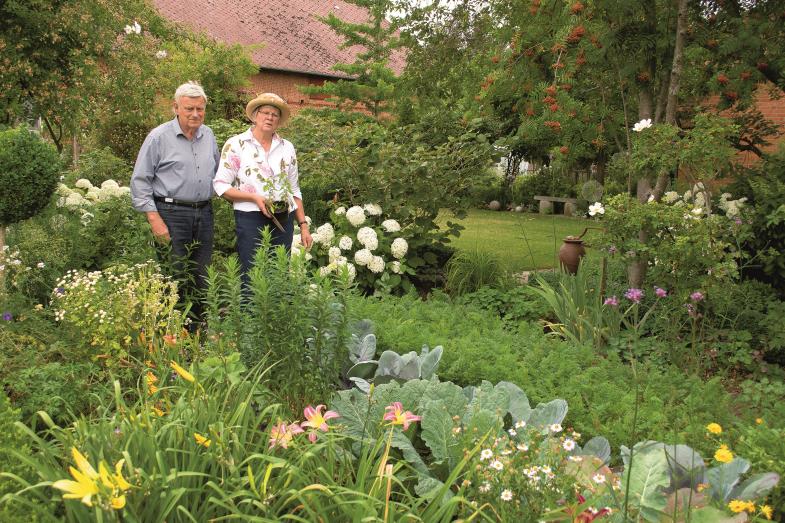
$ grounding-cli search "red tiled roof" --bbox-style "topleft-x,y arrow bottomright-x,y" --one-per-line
151,0 -> 406,78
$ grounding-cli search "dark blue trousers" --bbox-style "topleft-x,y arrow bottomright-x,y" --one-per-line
234,210 -> 294,281
155,202 -> 214,320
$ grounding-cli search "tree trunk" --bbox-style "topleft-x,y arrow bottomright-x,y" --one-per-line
501,153 -> 523,207
72,134 -> 81,166
664,0 -> 688,125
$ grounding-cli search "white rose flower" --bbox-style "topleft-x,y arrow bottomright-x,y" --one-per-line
314,223 -> 335,245
368,255 -> 385,273
74,179 -> 93,190
338,235 -> 353,250
391,238 -> 408,259
357,227 -> 379,250
632,118 -> 652,132
334,206 -> 346,215
389,261 -> 402,274
381,219 -> 401,232
364,203 -> 382,216
328,246 -> 341,262
346,206 -> 365,226
588,202 -> 605,216
354,248 -> 373,266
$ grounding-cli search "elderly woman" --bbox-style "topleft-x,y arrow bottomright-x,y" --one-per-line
213,93 -> 312,277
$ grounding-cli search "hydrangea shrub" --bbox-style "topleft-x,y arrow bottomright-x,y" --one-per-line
298,203 -> 414,293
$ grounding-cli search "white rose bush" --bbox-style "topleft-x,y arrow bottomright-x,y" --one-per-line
300,203 -> 415,293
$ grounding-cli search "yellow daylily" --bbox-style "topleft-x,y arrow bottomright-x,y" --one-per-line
52,465 -> 99,507
52,448 -> 131,510
151,405 -> 165,417
170,360 -> 195,383
194,432 -> 211,448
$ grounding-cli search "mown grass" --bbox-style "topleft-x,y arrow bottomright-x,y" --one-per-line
440,209 -> 602,272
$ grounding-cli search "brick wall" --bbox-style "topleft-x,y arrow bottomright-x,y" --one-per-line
247,70 -> 340,116
705,84 -> 785,168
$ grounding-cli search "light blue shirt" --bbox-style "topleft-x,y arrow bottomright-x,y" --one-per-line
131,118 -> 220,212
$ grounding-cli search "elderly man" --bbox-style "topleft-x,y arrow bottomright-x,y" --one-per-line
131,81 -> 220,323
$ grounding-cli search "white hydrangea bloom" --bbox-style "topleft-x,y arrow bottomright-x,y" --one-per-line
662,191 -> 680,204
64,192 -> 86,209
381,219 -> 401,232
346,206 -> 365,226
314,223 -> 335,245
354,248 -> 373,266
75,179 -> 93,190
328,246 -> 341,262
368,255 -> 385,273
389,261 -> 402,274
334,206 -> 346,215
391,238 -> 408,259
118,186 -> 131,196
85,188 -> 102,201
56,183 -> 74,196
338,235 -> 353,250
101,179 -> 120,190
356,227 -> 378,250
364,203 -> 383,216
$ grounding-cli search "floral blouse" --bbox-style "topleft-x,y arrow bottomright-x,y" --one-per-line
213,129 -> 301,213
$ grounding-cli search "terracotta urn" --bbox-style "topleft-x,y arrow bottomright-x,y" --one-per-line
558,236 -> 586,274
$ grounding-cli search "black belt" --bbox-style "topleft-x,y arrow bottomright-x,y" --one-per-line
154,196 -> 211,208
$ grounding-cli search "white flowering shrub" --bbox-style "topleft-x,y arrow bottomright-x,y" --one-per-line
598,191 -> 753,294
51,261 -> 184,368
300,203 -> 416,293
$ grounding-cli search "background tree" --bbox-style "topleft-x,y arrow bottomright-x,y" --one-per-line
304,0 -> 403,117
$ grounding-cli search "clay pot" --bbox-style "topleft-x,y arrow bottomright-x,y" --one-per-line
558,236 -> 586,274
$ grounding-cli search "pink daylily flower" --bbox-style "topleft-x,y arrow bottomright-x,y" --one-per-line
301,405 -> 340,442
383,402 -> 422,430
269,421 -> 304,449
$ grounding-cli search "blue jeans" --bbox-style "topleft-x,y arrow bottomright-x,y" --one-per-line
155,202 -> 214,320
234,210 -> 294,279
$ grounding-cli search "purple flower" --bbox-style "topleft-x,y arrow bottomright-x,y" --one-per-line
686,303 -> 701,318
603,296 -> 619,307
733,217 -> 742,225
608,245 -> 618,255
690,291 -> 704,302
55,287 -> 65,295
654,287 -> 668,298
2,312 -> 12,321
624,288 -> 644,303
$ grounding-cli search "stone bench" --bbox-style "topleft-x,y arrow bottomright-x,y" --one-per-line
534,195 -> 579,216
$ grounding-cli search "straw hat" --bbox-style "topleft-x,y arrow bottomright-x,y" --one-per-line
245,93 -> 290,124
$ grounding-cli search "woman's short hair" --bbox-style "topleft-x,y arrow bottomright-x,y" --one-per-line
174,81 -> 208,104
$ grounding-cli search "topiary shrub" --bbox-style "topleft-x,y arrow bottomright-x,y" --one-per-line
0,127 -> 61,256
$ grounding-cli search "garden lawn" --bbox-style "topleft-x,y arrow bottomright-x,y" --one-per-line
440,209 -> 601,272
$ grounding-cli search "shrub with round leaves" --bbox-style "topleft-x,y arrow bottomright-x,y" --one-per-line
0,127 -> 61,227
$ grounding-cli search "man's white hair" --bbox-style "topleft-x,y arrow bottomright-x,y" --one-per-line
174,81 -> 208,103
